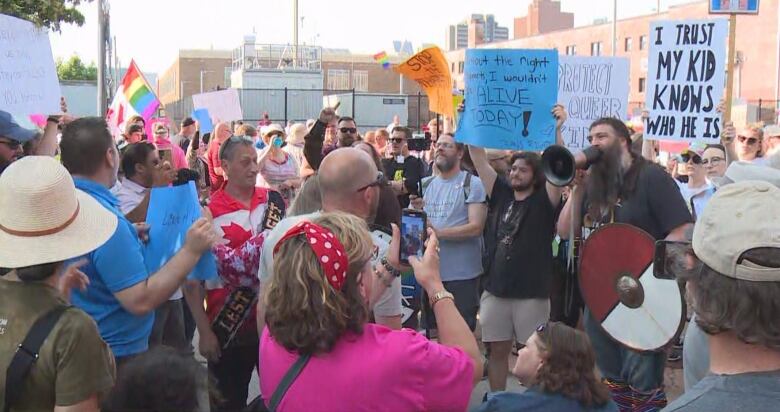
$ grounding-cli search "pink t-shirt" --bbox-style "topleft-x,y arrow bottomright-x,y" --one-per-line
153,136 -> 188,170
259,324 -> 474,412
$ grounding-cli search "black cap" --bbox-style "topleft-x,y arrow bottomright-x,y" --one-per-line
181,117 -> 196,127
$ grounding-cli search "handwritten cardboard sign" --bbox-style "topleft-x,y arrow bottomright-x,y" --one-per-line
395,46 -> 454,117
192,89 -> 243,122
558,56 -> 630,151
0,14 -> 62,117
457,49 -> 558,151
645,19 -> 728,143
144,182 -> 216,281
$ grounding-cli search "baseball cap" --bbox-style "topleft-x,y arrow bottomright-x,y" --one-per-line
0,111 -> 38,143
693,181 -> 780,282
181,117 -> 196,128
763,124 -> 780,138
681,142 -> 707,158
711,161 -> 780,189
262,124 -> 285,137
153,122 -> 168,135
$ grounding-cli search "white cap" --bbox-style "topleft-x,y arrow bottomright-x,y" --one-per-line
693,181 -> 780,282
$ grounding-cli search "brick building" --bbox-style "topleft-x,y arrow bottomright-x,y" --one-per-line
446,0 -> 780,117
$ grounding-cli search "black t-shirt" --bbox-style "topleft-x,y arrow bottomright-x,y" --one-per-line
581,159 -> 693,241
483,178 -> 557,299
382,156 -> 426,208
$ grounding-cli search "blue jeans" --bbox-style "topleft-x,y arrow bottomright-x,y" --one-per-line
584,309 -> 666,392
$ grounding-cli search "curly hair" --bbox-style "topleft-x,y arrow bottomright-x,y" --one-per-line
535,322 -> 611,408
264,212 -> 373,355
672,247 -> 780,349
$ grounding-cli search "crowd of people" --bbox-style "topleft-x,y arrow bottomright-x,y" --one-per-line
0,94 -> 779,412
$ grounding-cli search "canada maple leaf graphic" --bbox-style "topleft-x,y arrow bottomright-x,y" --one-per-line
221,222 -> 252,249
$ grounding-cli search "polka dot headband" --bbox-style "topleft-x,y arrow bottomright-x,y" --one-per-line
273,221 -> 349,290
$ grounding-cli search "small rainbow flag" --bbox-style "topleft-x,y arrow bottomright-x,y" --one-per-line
121,60 -> 160,119
373,51 -> 390,69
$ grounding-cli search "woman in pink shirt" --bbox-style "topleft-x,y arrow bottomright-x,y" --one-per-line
260,213 -> 482,412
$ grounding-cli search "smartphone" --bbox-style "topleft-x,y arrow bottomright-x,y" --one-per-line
159,148 -> 173,166
400,209 -> 427,265
653,240 -> 692,280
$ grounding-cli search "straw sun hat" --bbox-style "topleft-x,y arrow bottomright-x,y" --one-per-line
0,156 -> 118,269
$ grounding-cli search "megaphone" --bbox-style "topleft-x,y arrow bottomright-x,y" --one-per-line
542,145 -> 603,187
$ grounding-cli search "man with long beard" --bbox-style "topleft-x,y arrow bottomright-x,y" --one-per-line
468,105 -> 567,397
557,117 -> 692,411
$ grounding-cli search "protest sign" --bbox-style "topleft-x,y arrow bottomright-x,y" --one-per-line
395,46 -> 454,117
558,56 -> 629,150
144,182 -> 216,281
645,19 -> 728,143
192,89 -> 243,122
192,108 -> 214,134
709,0 -> 759,14
0,14 -> 61,116
457,49 -> 558,151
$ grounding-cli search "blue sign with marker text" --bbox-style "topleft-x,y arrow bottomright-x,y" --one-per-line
144,181 -> 217,281
457,49 -> 558,151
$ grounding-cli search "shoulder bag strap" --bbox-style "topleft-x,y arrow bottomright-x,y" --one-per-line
4,306 -> 70,412
463,173 -> 472,202
267,353 -> 312,412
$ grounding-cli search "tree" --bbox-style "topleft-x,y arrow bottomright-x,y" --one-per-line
0,0 -> 92,32
57,55 -> 98,81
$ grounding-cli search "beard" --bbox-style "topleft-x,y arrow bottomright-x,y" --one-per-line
511,180 -> 534,192
586,142 -> 624,222
435,155 -> 456,172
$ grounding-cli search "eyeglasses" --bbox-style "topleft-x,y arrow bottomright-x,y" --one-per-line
340,127 -> 357,134
681,154 -> 702,164
737,135 -> 759,145
0,139 -> 21,150
701,156 -> 724,166
391,138 -> 405,144
357,171 -> 384,192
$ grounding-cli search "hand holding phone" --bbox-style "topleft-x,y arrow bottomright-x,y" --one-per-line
399,209 -> 427,265
159,148 -> 173,167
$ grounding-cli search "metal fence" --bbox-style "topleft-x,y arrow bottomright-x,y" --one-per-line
164,89 -> 433,132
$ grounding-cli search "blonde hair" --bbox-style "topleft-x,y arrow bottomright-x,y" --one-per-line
264,212 -> 373,355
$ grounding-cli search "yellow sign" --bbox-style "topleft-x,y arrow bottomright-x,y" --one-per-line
395,46 -> 454,118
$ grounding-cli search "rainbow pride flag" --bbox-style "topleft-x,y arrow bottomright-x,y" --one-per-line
122,60 -> 159,119
373,51 -> 390,69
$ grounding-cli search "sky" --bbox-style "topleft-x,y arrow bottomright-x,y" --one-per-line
48,0 -> 698,74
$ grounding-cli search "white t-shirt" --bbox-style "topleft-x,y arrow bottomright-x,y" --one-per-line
258,212 -> 402,318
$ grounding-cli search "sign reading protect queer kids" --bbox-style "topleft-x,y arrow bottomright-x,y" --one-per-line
645,19 -> 728,143
558,56 -> 629,150
457,49 -> 558,151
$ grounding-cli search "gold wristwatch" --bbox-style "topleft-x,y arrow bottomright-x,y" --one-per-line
429,290 -> 454,307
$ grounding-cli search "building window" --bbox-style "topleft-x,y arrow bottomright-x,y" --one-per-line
224,66 -> 231,88
640,35 -> 648,50
590,42 -> 602,56
639,77 -> 646,93
327,69 -> 350,90
565,45 -> 576,55
352,70 -> 368,92
451,62 -> 455,72
625,37 -> 632,52
458,61 -> 465,74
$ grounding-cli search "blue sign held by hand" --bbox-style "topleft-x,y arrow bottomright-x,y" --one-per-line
144,181 -> 217,281
191,108 -> 214,134
457,49 -> 558,151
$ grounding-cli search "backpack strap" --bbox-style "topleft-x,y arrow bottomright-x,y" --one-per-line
4,305 -> 70,412
463,173 -> 472,202
267,353 -> 312,412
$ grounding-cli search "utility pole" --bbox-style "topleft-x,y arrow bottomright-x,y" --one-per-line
97,0 -> 107,115
293,0 -> 299,68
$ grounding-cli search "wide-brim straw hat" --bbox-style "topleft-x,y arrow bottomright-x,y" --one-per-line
0,156 -> 118,268
287,123 -> 307,145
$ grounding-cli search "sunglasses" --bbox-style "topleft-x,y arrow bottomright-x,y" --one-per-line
340,127 -> 357,134
681,154 -> 702,164
391,138 -> 405,144
357,171 -> 384,192
0,139 -> 21,150
737,135 -> 759,145
701,156 -> 724,166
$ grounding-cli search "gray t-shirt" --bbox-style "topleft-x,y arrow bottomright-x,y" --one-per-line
663,370 -> 780,411
258,212 -> 402,318
422,171 -> 486,282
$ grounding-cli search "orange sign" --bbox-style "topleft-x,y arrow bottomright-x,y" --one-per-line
395,46 -> 454,117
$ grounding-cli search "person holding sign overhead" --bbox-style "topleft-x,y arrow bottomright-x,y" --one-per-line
468,104 -> 568,398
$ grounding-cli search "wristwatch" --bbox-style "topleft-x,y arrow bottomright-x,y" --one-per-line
380,257 -> 400,277
429,290 -> 455,308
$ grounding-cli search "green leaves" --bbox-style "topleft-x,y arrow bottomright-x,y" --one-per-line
0,0 -> 92,32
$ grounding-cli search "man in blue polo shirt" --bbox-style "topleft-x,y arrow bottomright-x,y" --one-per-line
59,117 -> 217,365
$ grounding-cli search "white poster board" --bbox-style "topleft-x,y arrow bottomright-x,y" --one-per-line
645,19 -> 728,143
192,89 -> 243,122
0,14 -> 62,116
558,56 -> 630,150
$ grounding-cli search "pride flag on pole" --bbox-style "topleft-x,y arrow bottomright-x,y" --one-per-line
106,60 -> 160,138
373,51 -> 390,69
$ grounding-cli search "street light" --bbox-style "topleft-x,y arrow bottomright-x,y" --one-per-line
200,70 -> 216,94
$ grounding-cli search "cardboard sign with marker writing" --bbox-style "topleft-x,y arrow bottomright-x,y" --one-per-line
644,19 -> 728,143
457,49 -> 558,151
395,46 -> 454,117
